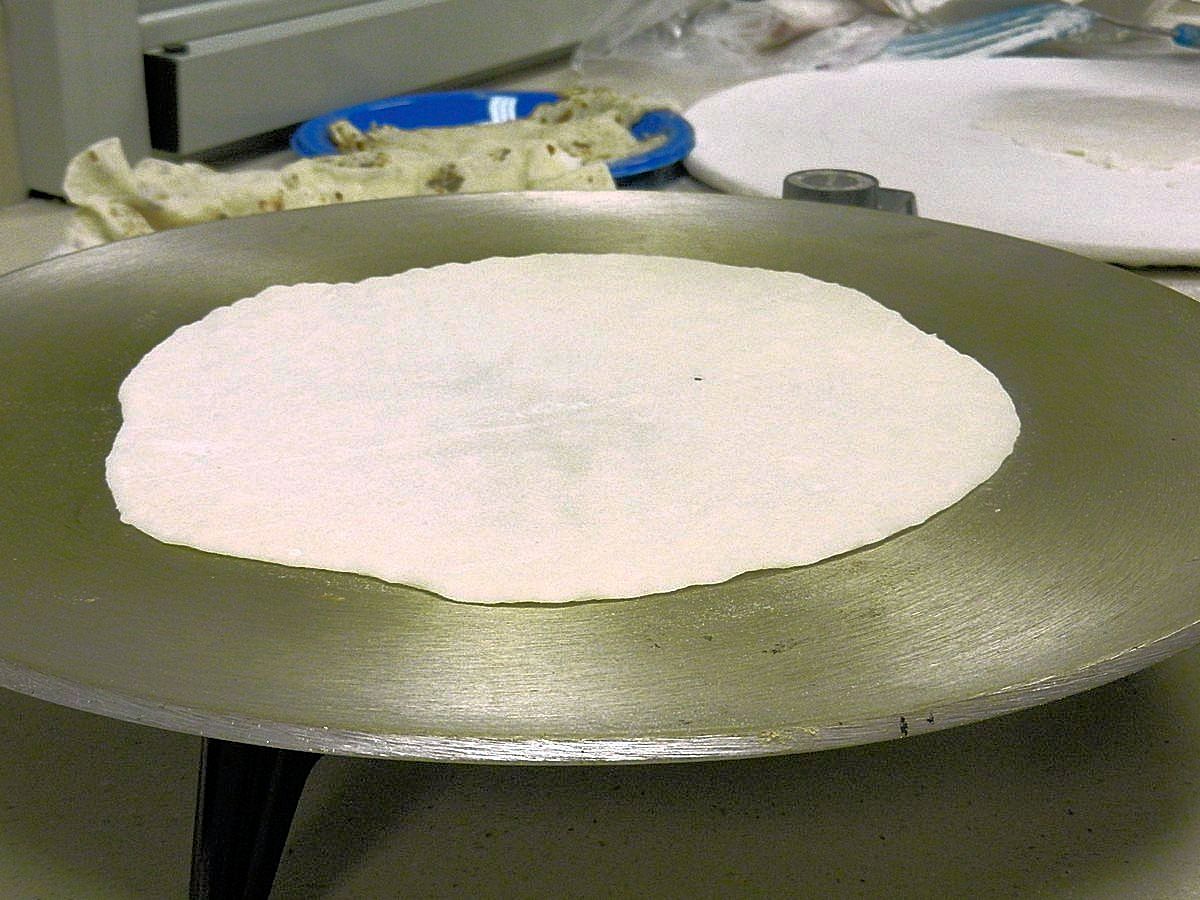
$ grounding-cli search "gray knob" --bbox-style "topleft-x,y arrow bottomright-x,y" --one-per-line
783,169 -> 881,207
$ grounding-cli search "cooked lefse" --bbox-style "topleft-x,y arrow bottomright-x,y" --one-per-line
58,87 -> 675,251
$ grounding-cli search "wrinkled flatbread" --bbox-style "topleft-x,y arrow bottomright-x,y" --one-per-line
106,253 -> 1020,604
327,86 -> 670,162
61,136 -> 614,251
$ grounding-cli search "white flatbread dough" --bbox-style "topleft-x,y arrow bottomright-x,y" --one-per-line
107,253 -> 1020,604
973,89 -> 1200,172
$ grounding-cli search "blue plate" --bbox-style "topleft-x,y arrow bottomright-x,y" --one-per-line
289,90 -> 694,184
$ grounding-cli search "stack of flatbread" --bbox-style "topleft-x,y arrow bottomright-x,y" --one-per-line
59,88 -> 674,251
59,135 -> 613,252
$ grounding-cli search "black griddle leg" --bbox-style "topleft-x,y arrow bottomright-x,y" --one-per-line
189,736 -> 321,900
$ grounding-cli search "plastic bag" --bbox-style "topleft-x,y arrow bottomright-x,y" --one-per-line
571,0 -> 908,104
883,0 -> 1063,26
878,0 -> 1169,28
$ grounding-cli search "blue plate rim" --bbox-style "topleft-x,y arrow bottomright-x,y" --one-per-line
289,89 -> 694,183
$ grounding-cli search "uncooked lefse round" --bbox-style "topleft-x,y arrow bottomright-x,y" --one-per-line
106,253 -> 1020,604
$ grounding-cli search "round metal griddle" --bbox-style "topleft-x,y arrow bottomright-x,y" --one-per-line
3,192 -> 1200,763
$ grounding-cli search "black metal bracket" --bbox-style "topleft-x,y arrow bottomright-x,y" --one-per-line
189,737 -> 322,900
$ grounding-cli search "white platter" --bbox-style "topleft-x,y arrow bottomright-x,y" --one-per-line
684,58 -> 1200,265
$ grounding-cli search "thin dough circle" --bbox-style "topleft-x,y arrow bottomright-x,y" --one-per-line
973,89 -> 1200,172
106,253 -> 1020,604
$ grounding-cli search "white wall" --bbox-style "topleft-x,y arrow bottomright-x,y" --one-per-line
0,12 -> 27,204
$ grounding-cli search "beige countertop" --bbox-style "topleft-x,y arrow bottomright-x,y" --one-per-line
2,86 -> 1200,897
